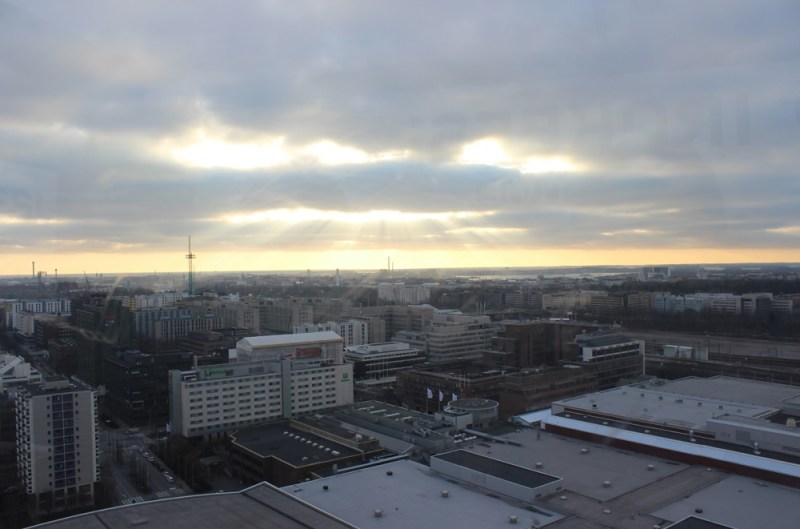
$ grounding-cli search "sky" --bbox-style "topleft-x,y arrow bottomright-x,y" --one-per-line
1,1 -> 800,276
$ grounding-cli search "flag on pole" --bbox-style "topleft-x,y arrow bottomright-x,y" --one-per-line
438,390 -> 444,402
452,392 -> 458,402
426,387 -> 433,399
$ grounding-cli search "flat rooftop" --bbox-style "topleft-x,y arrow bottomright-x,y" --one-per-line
239,332 -> 342,348
556,386 -> 775,431
30,482 -> 356,529
467,428 -> 800,529
283,459 -> 564,529
342,400 -> 448,430
434,450 -> 559,489
652,474 -> 800,529
230,423 -> 359,467
466,428 -> 689,503
651,376 -> 800,409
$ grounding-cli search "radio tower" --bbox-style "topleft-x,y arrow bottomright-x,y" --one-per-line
186,236 -> 196,296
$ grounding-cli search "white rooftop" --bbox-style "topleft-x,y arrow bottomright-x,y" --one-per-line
555,386 -> 775,431
651,474 -> 800,529
653,376 -> 800,408
464,426 -> 800,529
238,331 -> 342,349
283,459 -> 565,529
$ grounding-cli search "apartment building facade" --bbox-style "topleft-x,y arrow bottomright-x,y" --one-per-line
15,377 -> 99,515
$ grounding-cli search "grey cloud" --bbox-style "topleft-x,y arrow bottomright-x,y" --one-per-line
1,0 -> 799,263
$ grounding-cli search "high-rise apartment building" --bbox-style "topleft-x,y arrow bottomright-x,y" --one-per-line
15,377 -> 99,515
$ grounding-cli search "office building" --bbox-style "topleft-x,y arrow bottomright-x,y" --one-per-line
421,312 -> 496,363
178,329 -> 239,361
71,295 -> 133,387
343,341 -> 425,385
33,316 -> 74,350
564,330 -> 645,388
254,299 -> 314,333
103,350 -> 193,428
133,304 -> 224,346
345,304 -> 435,338
485,320 -> 601,369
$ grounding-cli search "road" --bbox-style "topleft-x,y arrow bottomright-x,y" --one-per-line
623,329 -> 800,359
100,428 -> 190,505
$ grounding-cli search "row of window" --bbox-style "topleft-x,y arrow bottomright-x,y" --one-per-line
188,407 -> 280,425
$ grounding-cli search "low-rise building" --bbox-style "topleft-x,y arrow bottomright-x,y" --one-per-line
546,376 -> 800,486
227,420 -> 380,486
0,353 -> 43,392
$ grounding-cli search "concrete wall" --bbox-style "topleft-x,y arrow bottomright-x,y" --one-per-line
707,418 -> 800,456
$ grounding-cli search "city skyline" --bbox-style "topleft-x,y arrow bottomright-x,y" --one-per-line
2,2 -> 800,276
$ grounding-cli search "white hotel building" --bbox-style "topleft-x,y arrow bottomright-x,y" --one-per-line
169,332 -> 353,438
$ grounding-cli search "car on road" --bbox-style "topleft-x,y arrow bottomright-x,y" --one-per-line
162,471 -> 175,483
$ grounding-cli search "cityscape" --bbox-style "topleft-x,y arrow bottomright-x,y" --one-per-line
2,261 -> 800,528
3,1 -> 800,529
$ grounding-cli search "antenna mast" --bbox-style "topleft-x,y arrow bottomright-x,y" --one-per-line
186,236 -> 196,296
